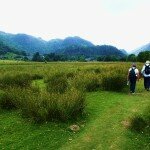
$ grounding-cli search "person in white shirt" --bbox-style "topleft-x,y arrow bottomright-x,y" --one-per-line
141,60 -> 150,91
127,63 -> 139,94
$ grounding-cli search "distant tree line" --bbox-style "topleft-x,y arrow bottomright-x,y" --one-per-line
32,52 -> 67,62
31,51 -> 150,62
31,52 -> 124,62
126,51 -> 150,62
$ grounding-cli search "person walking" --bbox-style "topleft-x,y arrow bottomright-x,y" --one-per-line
141,60 -> 150,91
127,63 -> 139,94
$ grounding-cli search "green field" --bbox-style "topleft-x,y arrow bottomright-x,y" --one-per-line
0,61 -> 149,150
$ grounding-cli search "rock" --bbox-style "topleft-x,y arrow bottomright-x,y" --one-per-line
121,120 -> 131,128
69,124 -> 80,132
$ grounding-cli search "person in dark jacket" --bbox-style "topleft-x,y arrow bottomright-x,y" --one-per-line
127,63 -> 139,94
141,60 -> 150,91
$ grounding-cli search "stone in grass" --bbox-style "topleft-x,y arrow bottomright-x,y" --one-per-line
69,125 -> 80,132
121,120 -> 131,128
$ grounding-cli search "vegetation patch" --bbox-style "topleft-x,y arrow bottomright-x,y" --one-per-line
129,105 -> 150,133
0,61 -> 149,149
0,73 -> 32,88
102,73 -> 127,92
45,72 -> 68,94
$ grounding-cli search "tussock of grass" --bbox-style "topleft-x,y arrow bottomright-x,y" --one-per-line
102,74 -> 127,92
71,72 -> 101,92
45,72 -> 68,94
129,104 -> 150,133
0,73 -> 32,88
0,87 -> 85,122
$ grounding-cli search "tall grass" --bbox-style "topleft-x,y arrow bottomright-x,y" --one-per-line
0,61 -> 138,122
45,72 -> 68,94
0,87 -> 85,122
102,73 -> 127,92
71,72 -> 101,92
0,73 -> 32,88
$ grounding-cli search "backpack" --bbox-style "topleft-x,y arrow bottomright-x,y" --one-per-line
145,65 -> 150,75
129,68 -> 136,80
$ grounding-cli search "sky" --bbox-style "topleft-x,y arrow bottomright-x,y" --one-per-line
0,0 -> 150,52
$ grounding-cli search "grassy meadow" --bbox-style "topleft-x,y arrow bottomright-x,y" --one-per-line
0,60 -> 149,150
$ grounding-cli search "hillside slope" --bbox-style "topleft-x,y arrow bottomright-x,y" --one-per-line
131,42 -> 150,55
0,31 -> 126,58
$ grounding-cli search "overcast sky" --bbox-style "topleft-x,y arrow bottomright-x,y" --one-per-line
0,0 -> 150,51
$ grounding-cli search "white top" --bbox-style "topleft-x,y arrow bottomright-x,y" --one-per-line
129,67 -> 139,76
141,64 -> 150,77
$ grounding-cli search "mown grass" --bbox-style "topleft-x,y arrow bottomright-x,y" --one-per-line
62,92 -> 149,150
0,110 -> 77,149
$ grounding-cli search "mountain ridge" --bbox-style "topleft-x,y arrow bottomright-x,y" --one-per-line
131,42 -> 150,55
0,31 -> 127,59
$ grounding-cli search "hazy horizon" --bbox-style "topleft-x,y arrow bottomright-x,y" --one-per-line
0,0 -> 150,52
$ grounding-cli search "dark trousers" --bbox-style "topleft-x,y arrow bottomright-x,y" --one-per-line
144,77 -> 150,90
129,78 -> 136,93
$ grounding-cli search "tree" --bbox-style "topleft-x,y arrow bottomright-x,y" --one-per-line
127,54 -> 137,62
137,51 -> 150,62
44,53 -> 67,61
32,52 -> 43,62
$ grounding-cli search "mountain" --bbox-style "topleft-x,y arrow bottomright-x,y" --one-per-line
0,40 -> 26,59
0,31 -> 127,60
0,32 -> 47,54
131,42 -> 150,55
47,39 -> 63,52
56,45 -> 126,58
62,36 -> 94,47
0,32 -> 95,55
46,36 -> 94,53
119,49 -> 128,55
